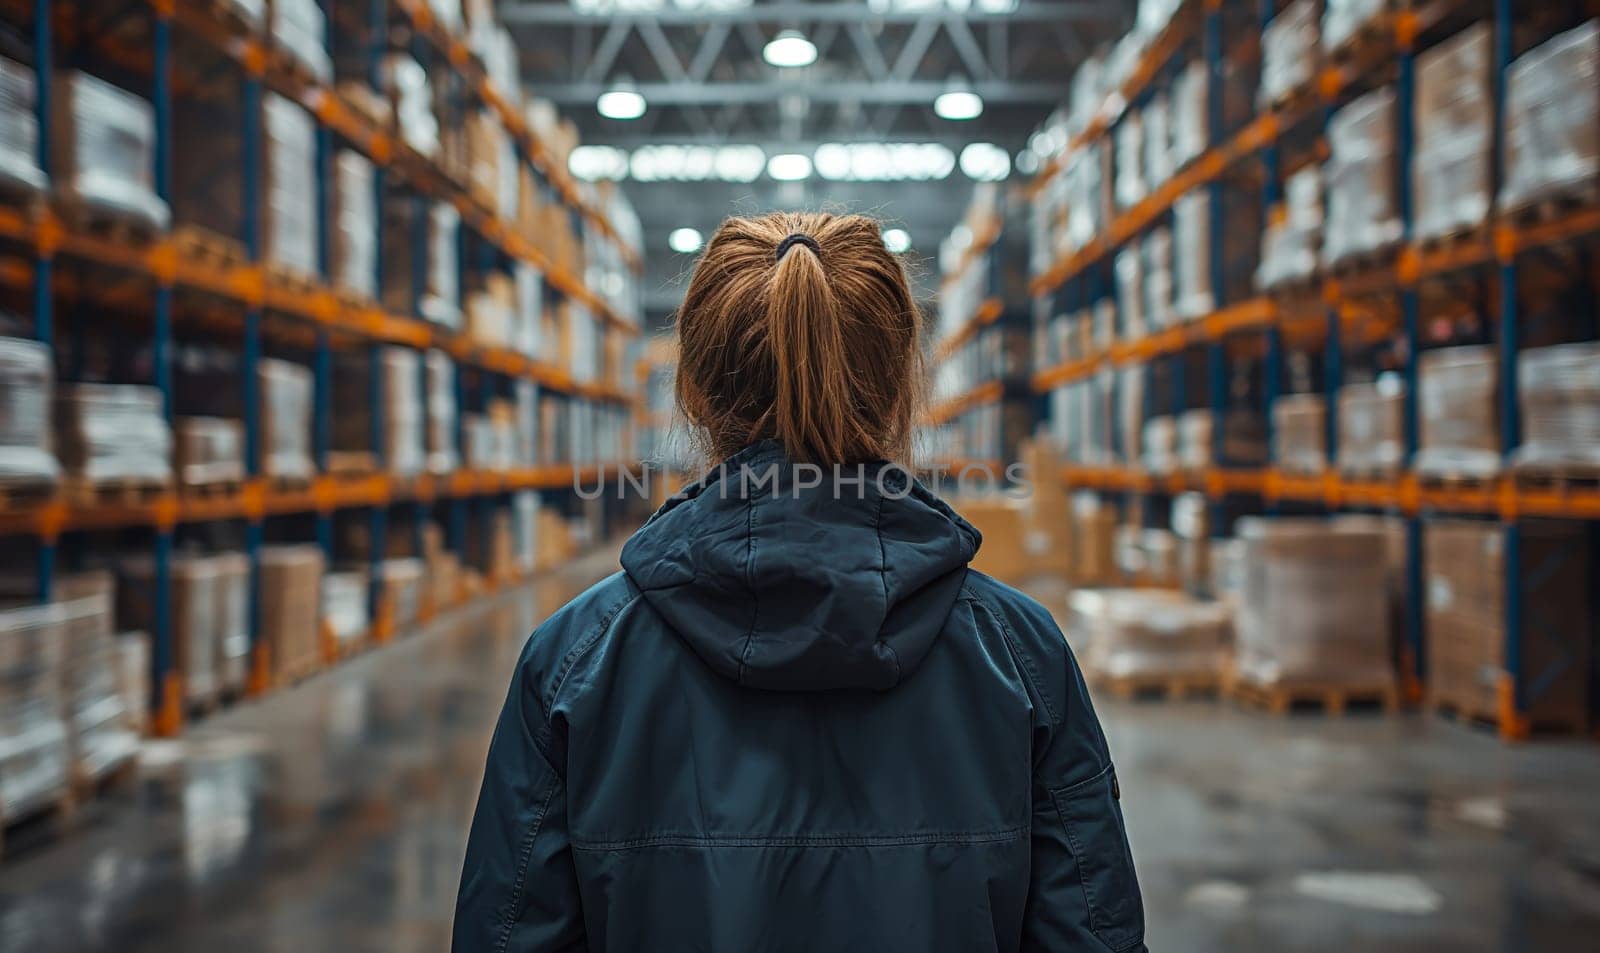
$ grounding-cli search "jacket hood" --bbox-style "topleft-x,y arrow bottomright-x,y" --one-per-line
621,441 -> 982,692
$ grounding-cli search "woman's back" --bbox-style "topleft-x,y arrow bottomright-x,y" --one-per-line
453,213 -> 1145,952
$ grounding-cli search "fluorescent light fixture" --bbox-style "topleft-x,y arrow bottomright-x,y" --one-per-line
629,145 -> 766,182
668,227 -> 704,254
568,145 -> 630,181
882,228 -> 912,253
960,142 -> 1010,181
813,142 -> 955,181
767,152 -> 813,181
597,86 -> 646,120
934,89 -> 983,121
763,30 -> 818,68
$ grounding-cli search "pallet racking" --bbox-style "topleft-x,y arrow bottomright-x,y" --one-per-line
0,0 -> 642,737
1027,0 -> 1600,739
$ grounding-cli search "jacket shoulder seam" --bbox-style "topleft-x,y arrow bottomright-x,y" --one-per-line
539,582 -> 642,724
959,580 -> 1060,727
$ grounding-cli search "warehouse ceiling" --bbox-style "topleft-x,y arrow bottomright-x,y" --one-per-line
498,0 -> 1132,313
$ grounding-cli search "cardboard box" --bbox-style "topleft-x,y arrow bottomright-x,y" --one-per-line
260,545 -> 324,680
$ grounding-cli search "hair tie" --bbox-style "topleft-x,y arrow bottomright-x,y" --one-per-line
774,233 -> 820,261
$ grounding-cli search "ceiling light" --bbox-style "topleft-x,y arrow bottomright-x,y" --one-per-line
882,228 -> 912,253
767,152 -> 813,181
597,85 -> 646,120
960,142 -> 1010,181
568,145 -> 630,181
1015,149 -> 1040,175
934,89 -> 984,120
763,30 -> 818,68
668,227 -> 704,254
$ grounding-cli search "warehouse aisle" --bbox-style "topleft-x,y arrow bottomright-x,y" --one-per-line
4,559 -> 1600,952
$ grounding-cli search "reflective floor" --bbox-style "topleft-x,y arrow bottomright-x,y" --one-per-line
2,556 -> 1599,952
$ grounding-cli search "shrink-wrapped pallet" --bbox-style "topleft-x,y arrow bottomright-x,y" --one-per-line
1143,227 -> 1174,330
113,632 -> 149,736
332,150 -> 376,299
1324,87 -> 1402,265
379,558 -> 425,629
1209,537 -> 1245,605
1171,491 -> 1211,597
514,264 -> 543,358
260,358 -> 314,480
323,570 -> 369,647
0,56 -> 47,197
0,337 -> 60,486
52,577 -> 136,783
1500,21 -> 1600,213
1260,0 -> 1319,106
119,556 -> 221,708
54,385 -> 172,485
1415,345 -> 1498,479
1143,415 -> 1177,474
51,71 -> 169,231
1070,589 -> 1232,683
1115,111 -> 1146,210
512,491 -> 539,574
175,417 -> 244,489
1413,25 -> 1492,241
1323,0 -> 1387,52
1143,93 -> 1173,189
1274,393 -> 1326,473
1338,376 -> 1405,475
382,199 -> 461,327
467,272 -> 515,349
1114,249 -> 1145,338
1172,191 -> 1208,318
270,0 -> 330,81
1178,409 -> 1269,471
1257,167 -> 1322,290
1171,61 -> 1208,169
212,553 -> 250,695
262,94 -> 317,276
1425,519 -> 1591,729
424,350 -> 457,474
0,603 -> 69,822
259,545 -> 324,681
1512,342 -> 1600,474
384,55 -> 438,159
1236,517 -> 1393,688
334,348 -> 424,476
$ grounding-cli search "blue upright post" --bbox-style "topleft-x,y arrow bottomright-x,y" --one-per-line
242,74 -> 265,694
1493,0 -> 1523,726
31,0 -> 51,346
1397,19 -> 1425,697
1205,2 -> 1226,530
369,343 -> 386,624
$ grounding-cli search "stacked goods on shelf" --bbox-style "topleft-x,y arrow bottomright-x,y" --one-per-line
1114,112 -> 1146,210
54,385 -> 173,487
332,151 -> 377,298
121,555 -> 226,708
1209,537 -> 1244,607
513,265 -> 543,358
383,54 -> 439,159
270,0 -> 330,80
1331,514 -> 1407,668
1322,0 -> 1387,52
333,348 -> 424,476
1499,22 -> 1599,214
464,399 -> 516,471
1512,342 -> 1600,474
382,199 -> 461,327
0,57 -> 46,198
0,337 -> 59,489
1177,408 -> 1268,471
422,523 -> 461,610
1274,394 -> 1327,474
1256,168 -> 1322,290
212,554 -> 251,695
512,491 -> 538,575
424,350 -> 458,474
259,545 -> 325,681
112,633 -> 149,737
467,272 -> 516,349
588,181 -> 642,321
1414,346 -> 1499,479
1142,415 -> 1177,474
0,604 -> 69,823
50,71 -> 169,232
1171,491 -> 1210,597
1174,187 -> 1260,319
175,418 -> 245,490
322,570 -> 369,649
1338,376 -> 1405,476
1071,491 -> 1118,587
1412,25 -> 1493,242
1235,518 -> 1394,692
1323,87 -> 1401,266
262,95 -> 317,276
1071,588 -> 1232,686
1425,519 -> 1591,729
1117,367 -> 1142,465
259,358 -> 314,481
1142,228 -> 1175,330
54,575 -> 137,784
1259,0 -> 1318,107
378,559 -> 426,628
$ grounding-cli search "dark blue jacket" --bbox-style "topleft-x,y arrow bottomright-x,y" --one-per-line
454,443 -> 1145,952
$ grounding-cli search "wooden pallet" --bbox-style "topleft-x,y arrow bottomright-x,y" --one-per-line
71,754 -> 139,802
1414,468 -> 1501,491
265,261 -> 319,296
180,477 -> 244,499
54,199 -> 163,246
1231,677 -> 1400,717
266,471 -> 314,492
1094,672 -> 1221,702
325,451 -> 378,477
172,225 -> 248,271
1503,186 -> 1600,230
0,479 -> 59,510
275,652 -> 323,688
1512,462 -> 1600,490
1429,694 -> 1588,737
1338,464 -> 1403,483
62,477 -> 171,507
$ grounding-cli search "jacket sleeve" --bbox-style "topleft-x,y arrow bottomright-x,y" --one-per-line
453,639 -> 587,953
1005,598 -> 1148,953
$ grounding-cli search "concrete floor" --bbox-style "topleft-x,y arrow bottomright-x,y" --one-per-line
2,551 -> 1599,952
